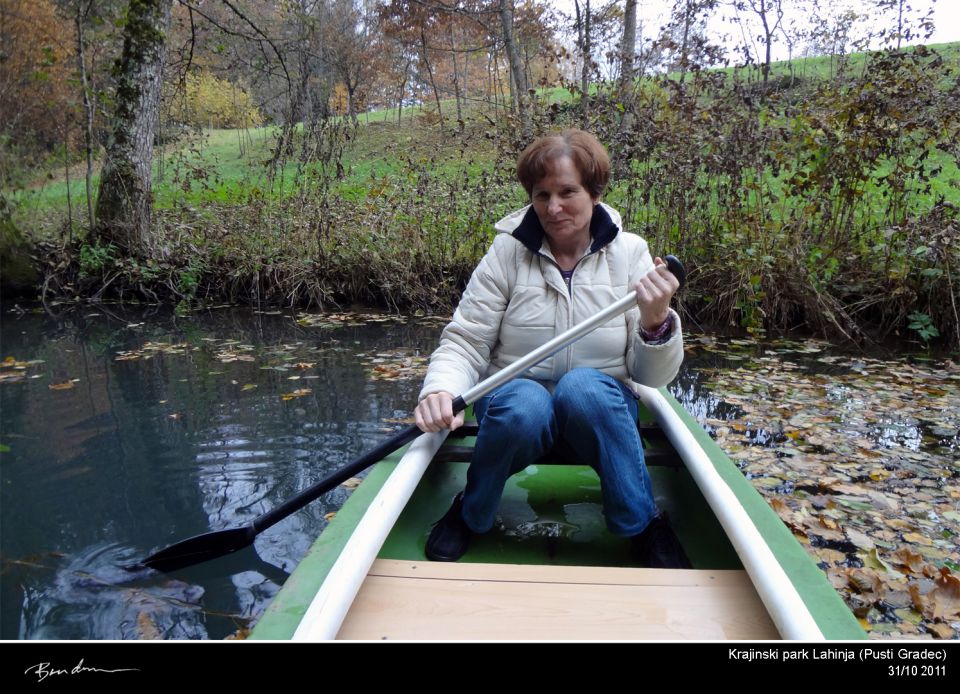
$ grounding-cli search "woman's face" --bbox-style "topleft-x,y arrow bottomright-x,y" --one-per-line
530,156 -> 598,252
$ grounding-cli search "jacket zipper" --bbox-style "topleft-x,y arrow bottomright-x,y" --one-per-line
538,249 -> 597,378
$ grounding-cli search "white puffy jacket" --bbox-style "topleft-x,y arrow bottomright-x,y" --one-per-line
419,203 -> 684,400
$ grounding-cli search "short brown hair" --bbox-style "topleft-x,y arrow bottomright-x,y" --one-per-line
516,130 -> 610,199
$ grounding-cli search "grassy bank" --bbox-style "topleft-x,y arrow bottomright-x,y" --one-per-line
6,44 -> 960,350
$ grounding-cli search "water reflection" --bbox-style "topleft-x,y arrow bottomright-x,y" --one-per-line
0,303 -> 435,639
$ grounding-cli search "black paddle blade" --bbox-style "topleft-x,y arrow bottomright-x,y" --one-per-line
664,254 -> 686,291
130,526 -> 256,574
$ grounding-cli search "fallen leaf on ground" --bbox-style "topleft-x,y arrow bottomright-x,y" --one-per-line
340,478 -> 362,490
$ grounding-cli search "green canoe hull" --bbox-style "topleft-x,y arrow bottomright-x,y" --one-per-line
251,389 -> 865,640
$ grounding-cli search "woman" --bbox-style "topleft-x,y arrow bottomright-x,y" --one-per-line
414,130 -> 687,567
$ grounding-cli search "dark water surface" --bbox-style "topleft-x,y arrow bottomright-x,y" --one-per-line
0,303 -> 443,639
2,303 -> 956,639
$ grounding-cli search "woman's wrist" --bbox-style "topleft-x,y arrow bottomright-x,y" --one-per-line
640,313 -> 674,342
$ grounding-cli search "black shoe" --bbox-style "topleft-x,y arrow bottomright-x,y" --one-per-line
631,513 -> 691,569
425,492 -> 472,562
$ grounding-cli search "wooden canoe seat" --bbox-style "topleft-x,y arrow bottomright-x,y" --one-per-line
335,559 -> 779,640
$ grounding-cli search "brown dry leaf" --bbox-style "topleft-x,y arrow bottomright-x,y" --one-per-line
909,583 -> 927,613
225,627 -> 252,640
928,623 -> 956,639
769,498 -> 790,514
281,388 -> 312,401
930,571 -> 960,621
922,564 -> 940,578
887,518 -> 917,531
136,612 -> 161,640
828,482 -> 871,496
859,548 -> 896,574
340,477 -> 362,490
803,517 -> 844,542
820,515 -> 839,530
813,547 -> 847,566
48,381 -> 76,391
324,512 -> 336,521
827,568 -> 848,590
846,528 -> 876,550
903,532 -> 934,546
891,548 -> 926,573
293,362 -> 315,370
847,568 -> 884,596
865,490 -> 899,511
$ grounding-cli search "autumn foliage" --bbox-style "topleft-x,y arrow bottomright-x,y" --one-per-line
0,0 -> 75,179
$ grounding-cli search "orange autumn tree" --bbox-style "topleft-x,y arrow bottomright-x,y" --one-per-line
0,0 -> 74,180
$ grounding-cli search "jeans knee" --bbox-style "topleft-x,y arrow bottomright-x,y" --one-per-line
482,380 -> 553,432
554,368 -> 616,416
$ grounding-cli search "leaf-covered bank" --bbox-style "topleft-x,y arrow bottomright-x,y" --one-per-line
683,336 -> 960,638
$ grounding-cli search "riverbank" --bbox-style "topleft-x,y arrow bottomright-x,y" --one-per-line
5,44 -> 960,350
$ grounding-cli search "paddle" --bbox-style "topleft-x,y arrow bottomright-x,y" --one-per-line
133,256 -> 686,573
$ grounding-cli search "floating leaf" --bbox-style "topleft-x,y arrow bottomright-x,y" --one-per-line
136,612 -> 161,640
930,570 -> 960,620
225,627 -> 252,640
846,528 -> 876,550
281,388 -> 312,401
324,512 -> 336,521
928,623 -> 955,639
48,381 -> 76,391
891,548 -> 926,573
902,532 -> 934,546
340,477 -> 362,490
241,384 -> 258,391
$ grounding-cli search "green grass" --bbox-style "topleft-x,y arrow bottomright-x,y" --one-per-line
9,41 -> 959,235
11,99 -> 505,227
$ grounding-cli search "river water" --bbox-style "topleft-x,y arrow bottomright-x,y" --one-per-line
1,303 -> 957,639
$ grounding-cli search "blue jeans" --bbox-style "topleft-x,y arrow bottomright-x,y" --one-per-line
462,367 -> 658,537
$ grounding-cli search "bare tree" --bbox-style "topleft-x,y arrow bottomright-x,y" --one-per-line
734,0 -> 784,87
617,0 -> 637,132
499,0 -> 531,138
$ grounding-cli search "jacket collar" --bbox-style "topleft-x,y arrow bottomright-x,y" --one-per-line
511,204 -> 620,255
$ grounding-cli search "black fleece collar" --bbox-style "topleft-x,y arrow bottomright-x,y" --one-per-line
512,204 -> 620,255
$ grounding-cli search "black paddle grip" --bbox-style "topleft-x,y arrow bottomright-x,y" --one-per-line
664,254 -> 686,291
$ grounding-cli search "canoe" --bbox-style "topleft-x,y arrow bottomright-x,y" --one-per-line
249,386 -> 866,641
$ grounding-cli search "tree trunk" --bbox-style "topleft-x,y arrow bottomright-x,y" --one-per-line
420,27 -> 444,131
74,2 -> 96,232
678,1 -> 691,86
618,0 -> 637,133
450,23 -> 463,126
498,0 -> 530,139
94,0 -> 172,255
576,0 -> 592,127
